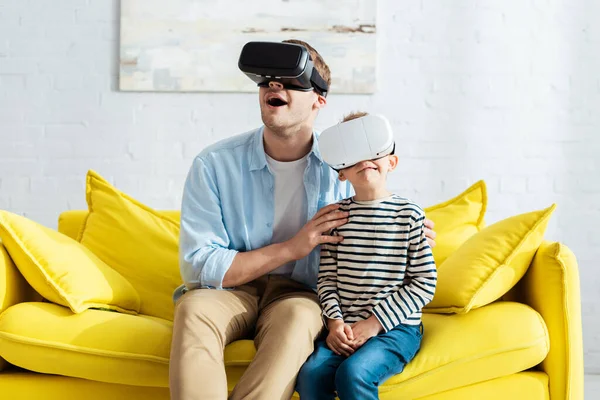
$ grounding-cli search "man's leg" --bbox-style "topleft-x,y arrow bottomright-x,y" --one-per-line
229,277 -> 324,400
169,287 -> 259,400
296,339 -> 345,400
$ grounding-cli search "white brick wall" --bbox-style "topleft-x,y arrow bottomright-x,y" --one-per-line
1,0 -> 599,371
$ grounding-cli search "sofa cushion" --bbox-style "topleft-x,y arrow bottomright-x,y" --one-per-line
78,170 -> 181,321
0,302 -> 171,387
383,302 -> 549,398
426,204 -> 556,314
423,180 -> 487,266
0,211 -> 140,315
0,301 -> 548,396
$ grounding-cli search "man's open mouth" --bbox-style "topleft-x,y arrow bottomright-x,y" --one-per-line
267,97 -> 288,107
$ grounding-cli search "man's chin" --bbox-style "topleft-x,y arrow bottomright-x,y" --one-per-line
261,113 -> 286,129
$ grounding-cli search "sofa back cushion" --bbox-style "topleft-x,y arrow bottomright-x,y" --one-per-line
423,180 -> 487,266
76,170 -> 182,321
426,204 -> 556,314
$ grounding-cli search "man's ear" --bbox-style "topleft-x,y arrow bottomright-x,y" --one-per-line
338,171 -> 347,181
388,155 -> 399,171
314,94 -> 327,109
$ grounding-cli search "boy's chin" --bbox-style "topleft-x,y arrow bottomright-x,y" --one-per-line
350,177 -> 382,187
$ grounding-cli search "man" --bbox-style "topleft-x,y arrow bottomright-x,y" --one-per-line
169,39 -> 437,400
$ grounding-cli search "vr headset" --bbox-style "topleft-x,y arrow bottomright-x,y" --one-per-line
238,41 -> 329,96
318,115 -> 395,171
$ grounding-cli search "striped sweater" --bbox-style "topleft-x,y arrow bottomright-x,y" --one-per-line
317,195 -> 437,332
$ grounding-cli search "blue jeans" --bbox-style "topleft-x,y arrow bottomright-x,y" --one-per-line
296,323 -> 423,400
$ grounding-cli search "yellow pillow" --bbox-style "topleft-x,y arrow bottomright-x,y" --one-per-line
424,180 -> 487,266
0,211 -> 140,314
426,204 -> 556,314
78,170 -> 181,321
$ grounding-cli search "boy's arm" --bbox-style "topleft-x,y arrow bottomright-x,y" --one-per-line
371,214 -> 438,332
317,237 -> 343,321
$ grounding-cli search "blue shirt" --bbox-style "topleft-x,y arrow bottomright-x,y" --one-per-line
176,126 -> 352,298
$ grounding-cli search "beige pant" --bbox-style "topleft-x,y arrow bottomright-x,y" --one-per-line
169,275 -> 324,400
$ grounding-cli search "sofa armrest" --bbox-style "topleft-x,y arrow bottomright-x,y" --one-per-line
0,243 -> 32,315
508,241 -> 584,400
1,243 -> 33,372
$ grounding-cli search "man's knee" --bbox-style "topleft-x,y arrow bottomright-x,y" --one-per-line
270,298 -> 321,328
172,292 -> 230,342
174,293 -> 211,323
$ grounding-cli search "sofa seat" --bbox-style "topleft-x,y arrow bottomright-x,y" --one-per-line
0,300 -> 549,398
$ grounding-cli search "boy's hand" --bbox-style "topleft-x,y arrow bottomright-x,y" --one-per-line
326,318 -> 355,357
350,315 -> 384,350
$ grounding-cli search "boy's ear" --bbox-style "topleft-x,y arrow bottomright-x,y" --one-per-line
338,171 -> 347,181
388,155 -> 399,171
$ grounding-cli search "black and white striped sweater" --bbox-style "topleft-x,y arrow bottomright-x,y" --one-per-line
317,195 -> 437,332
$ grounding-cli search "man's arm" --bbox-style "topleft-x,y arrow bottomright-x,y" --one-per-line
180,156 -> 349,289
222,242 -> 294,287
224,205 -> 349,287
179,156 -> 237,290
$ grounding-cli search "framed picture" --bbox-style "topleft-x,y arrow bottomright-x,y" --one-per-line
119,0 -> 377,93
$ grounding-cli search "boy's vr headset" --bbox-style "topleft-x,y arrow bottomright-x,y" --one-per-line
318,115 -> 395,171
238,41 -> 329,97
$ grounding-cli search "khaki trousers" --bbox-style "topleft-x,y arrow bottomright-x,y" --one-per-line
169,275 -> 324,400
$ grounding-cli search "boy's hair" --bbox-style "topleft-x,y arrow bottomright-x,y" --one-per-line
283,39 -> 331,93
342,111 -> 369,123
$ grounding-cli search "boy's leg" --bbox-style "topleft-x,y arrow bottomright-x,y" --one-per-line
229,276 -> 324,400
296,339 -> 345,400
335,323 -> 423,400
169,286 -> 260,400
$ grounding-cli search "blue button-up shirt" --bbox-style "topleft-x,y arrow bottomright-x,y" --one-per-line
176,126 -> 352,299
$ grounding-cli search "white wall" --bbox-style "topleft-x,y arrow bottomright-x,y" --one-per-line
1,0 -> 599,372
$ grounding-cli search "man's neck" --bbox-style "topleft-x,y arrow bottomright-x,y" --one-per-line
263,126 -> 313,162
352,186 -> 392,202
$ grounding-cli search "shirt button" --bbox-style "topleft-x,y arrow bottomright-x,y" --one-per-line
266,222 -> 272,227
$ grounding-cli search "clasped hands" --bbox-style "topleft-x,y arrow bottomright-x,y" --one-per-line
325,315 -> 383,357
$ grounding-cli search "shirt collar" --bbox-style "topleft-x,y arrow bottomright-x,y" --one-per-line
249,127 -> 324,171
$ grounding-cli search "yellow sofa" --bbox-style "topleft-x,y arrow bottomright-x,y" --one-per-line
0,210 -> 584,400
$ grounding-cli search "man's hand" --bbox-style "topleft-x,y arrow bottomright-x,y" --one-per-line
424,218 -> 437,248
350,315 -> 384,350
285,204 -> 348,261
326,318 -> 355,357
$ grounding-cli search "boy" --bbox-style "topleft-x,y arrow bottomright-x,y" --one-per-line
296,112 -> 437,400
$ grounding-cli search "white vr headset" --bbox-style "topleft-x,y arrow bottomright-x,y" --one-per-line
318,115 -> 395,171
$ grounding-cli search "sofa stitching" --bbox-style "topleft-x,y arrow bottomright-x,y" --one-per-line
0,331 -> 169,364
